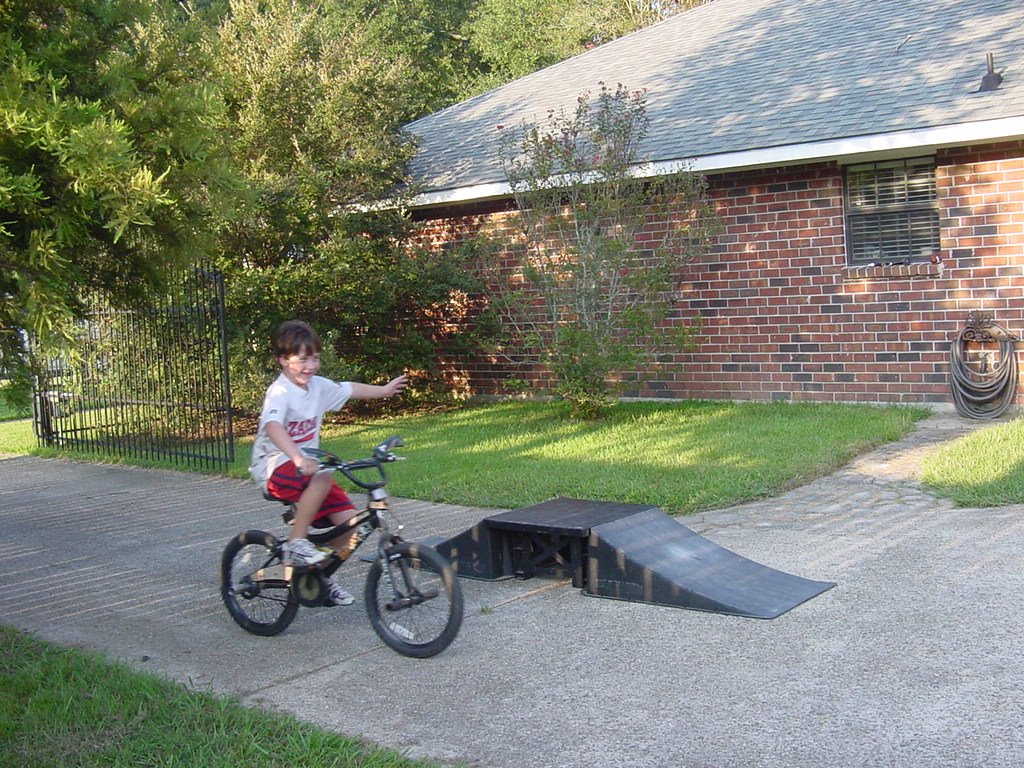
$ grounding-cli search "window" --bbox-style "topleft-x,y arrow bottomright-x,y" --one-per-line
844,157 -> 940,265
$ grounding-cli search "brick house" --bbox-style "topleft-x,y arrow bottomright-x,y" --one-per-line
404,0 -> 1024,408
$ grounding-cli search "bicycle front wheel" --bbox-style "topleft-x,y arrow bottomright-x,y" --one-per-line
221,530 -> 298,636
365,542 -> 463,658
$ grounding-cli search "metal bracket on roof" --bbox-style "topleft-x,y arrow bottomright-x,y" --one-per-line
979,53 -> 1003,92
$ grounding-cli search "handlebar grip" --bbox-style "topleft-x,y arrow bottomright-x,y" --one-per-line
372,435 -> 404,461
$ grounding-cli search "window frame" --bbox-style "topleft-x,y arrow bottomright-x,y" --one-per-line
843,156 -> 941,266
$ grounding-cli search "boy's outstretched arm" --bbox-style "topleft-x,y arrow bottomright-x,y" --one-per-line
349,374 -> 409,400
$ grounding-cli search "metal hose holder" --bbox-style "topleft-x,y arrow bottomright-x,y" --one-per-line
950,311 -> 1020,419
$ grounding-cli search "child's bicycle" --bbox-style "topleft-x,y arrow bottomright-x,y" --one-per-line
220,436 -> 464,658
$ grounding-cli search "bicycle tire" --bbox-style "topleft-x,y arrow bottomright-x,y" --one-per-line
365,542 -> 463,658
221,530 -> 299,636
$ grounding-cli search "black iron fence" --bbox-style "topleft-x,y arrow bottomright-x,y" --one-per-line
32,266 -> 234,470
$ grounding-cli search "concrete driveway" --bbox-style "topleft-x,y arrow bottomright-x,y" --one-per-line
1,412 -> 1023,767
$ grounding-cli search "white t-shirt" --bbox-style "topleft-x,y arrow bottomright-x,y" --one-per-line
248,373 -> 353,489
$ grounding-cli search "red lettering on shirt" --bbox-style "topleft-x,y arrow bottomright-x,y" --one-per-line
287,418 -> 316,443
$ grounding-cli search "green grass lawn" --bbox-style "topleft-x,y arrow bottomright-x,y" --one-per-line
921,417 -> 1024,506
0,626 -> 443,768
0,417 -> 34,454
0,380 -> 34,454
313,400 -> 929,514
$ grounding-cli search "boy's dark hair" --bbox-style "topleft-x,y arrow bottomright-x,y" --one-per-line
273,320 -> 322,358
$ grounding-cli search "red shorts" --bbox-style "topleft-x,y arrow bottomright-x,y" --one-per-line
267,461 -> 355,526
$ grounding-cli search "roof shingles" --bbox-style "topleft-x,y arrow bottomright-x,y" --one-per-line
407,0 -> 1024,197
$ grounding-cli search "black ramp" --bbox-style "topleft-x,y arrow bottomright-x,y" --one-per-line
423,522 -> 508,580
586,509 -> 835,619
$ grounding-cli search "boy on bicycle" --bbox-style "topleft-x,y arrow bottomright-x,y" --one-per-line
249,320 -> 408,606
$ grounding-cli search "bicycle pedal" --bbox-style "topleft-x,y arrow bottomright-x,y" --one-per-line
284,562 -> 320,574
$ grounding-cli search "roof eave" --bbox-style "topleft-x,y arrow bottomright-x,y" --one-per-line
408,115 -> 1024,211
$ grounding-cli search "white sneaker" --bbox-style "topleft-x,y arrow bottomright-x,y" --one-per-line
325,578 -> 354,607
281,537 -> 326,567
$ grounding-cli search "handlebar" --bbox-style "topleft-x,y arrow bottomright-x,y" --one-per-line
301,435 -> 405,491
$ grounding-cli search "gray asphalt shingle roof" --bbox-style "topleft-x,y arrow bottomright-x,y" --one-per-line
406,0 -> 1024,201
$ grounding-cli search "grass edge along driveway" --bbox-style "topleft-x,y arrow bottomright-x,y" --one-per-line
8,400 -> 935,515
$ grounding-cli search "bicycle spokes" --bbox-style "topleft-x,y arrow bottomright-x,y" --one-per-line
365,543 -> 463,658
221,531 -> 298,636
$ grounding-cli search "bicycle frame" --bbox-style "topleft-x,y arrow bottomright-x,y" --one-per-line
276,439 -> 420,599
221,435 -> 463,656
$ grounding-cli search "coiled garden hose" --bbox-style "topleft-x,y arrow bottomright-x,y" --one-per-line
949,318 -> 1019,419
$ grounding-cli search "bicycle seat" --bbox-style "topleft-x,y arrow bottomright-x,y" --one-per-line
262,490 -> 299,526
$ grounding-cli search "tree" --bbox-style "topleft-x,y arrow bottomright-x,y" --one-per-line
214,0 -> 414,264
0,0 -> 239,401
461,0 -> 711,95
213,0 -> 484,409
489,83 -> 720,418
327,0 -> 479,119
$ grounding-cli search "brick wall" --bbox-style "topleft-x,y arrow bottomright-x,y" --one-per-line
414,140 -> 1024,406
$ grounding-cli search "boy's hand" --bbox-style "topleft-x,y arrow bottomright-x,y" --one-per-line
349,374 -> 410,401
296,455 -> 319,476
383,374 -> 409,397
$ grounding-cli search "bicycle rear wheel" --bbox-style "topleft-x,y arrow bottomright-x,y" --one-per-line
221,530 -> 298,636
365,542 -> 463,658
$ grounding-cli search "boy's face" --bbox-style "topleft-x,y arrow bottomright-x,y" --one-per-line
278,346 -> 321,389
